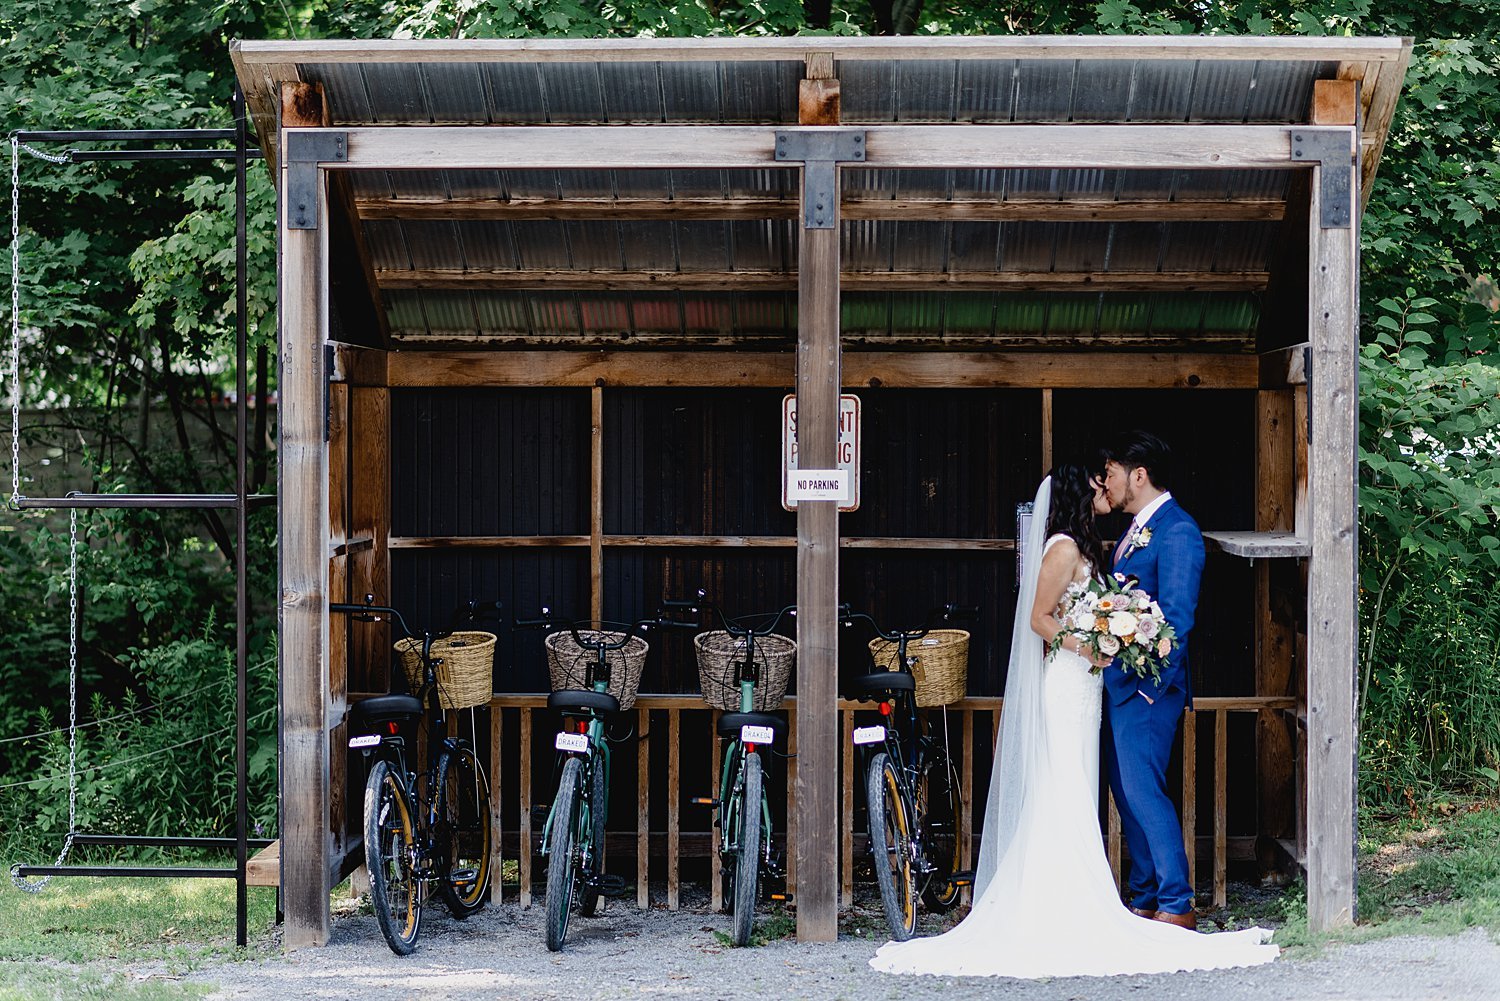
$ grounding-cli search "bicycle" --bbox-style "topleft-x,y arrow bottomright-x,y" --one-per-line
334,595 -> 498,955
682,598 -> 797,947
517,607 -> 693,952
842,603 -> 975,941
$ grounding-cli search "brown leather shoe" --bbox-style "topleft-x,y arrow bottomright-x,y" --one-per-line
1154,909 -> 1197,930
1129,906 -> 1157,920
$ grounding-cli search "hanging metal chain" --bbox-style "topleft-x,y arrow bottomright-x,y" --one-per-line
9,136 -> 21,507
7,136 -> 68,509
10,509 -> 81,891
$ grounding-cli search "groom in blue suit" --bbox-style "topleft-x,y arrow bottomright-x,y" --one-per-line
1099,431 -> 1205,929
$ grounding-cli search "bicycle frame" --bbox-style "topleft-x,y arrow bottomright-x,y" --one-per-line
709,604 -> 796,883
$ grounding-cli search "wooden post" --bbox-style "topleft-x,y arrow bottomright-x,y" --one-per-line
1255,389 -> 1298,875
638,706 -> 650,910
1305,120 -> 1360,930
793,156 -> 843,943
490,707 -> 503,904
667,708 -> 681,910
591,385 -> 604,622
278,84 -> 332,949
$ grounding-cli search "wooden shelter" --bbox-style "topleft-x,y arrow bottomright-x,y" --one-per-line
232,34 -> 1411,948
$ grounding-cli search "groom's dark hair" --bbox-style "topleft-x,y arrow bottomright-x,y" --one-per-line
1100,430 -> 1173,491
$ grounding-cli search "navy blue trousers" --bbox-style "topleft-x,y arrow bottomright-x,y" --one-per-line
1102,687 -> 1193,915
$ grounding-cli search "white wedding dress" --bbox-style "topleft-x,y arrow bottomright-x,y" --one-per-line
870,479 -> 1278,979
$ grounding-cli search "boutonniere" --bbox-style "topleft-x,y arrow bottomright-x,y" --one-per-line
1127,525 -> 1153,551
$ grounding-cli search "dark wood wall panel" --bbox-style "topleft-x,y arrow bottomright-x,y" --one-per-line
1052,388 -> 1257,697
391,388 -> 590,537
391,550 -> 590,693
843,389 -> 1041,539
605,388 -> 796,537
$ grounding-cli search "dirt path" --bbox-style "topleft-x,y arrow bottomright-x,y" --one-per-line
183,892 -> 1500,1001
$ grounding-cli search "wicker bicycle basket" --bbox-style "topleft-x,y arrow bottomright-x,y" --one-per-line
544,630 -> 649,711
694,631 -> 796,713
394,631 -> 496,710
867,628 -> 969,707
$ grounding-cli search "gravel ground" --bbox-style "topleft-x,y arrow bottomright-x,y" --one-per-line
178,887 -> 1500,1001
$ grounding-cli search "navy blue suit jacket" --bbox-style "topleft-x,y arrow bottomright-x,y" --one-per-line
1106,498 -> 1204,707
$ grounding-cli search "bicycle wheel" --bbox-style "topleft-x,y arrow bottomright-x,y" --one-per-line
365,759 -> 422,955
545,756 -> 583,952
436,744 -> 493,919
578,754 -> 609,917
731,750 -> 763,947
919,753 -> 963,912
867,751 -> 916,941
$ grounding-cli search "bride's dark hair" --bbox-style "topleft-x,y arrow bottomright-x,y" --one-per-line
1045,462 -> 1108,581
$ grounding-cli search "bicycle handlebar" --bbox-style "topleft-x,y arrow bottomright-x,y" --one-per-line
839,602 -> 975,642
332,595 -> 505,644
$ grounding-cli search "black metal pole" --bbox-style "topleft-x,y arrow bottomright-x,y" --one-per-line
234,83 -> 251,951
14,129 -> 239,142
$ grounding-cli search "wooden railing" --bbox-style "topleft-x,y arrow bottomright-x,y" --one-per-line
475,693 -> 1296,910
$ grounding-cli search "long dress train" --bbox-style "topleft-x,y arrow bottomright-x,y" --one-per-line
869,490 -> 1278,978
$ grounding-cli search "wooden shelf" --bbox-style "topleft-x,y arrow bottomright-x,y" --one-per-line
1203,531 -> 1310,559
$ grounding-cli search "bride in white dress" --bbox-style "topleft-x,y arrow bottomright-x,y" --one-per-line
870,469 -> 1278,978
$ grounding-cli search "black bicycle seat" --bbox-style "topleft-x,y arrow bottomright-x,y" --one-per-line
352,693 -> 424,726
548,689 -> 621,715
717,711 -> 786,741
850,670 -> 916,698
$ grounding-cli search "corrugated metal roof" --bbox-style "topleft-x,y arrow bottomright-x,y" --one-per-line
231,36 -> 1408,349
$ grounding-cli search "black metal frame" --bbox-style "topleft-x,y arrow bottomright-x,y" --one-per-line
8,97 -> 263,947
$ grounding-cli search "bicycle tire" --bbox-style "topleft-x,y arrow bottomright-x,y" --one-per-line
868,751 -> 916,941
578,754 -> 609,917
545,756 -> 583,952
919,753 -> 963,912
731,750 -> 763,947
436,744 -> 493,919
365,759 -> 422,955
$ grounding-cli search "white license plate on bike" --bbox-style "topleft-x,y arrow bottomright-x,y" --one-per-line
740,724 -> 774,745
348,734 -> 382,749
555,732 -> 589,753
852,725 -> 886,746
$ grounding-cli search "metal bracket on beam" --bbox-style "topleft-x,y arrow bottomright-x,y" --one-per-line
774,130 -> 866,229
1291,129 -> 1355,230
285,131 -> 347,230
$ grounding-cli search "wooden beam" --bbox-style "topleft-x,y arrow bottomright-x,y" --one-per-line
321,124 -> 1309,172
327,342 -> 389,387
1304,160 -> 1359,932
376,268 -> 1269,293
384,350 -> 1259,390
1260,343 -> 1309,388
278,102 -> 332,949
356,195 -> 1286,223
1312,79 -> 1358,128
235,36 -> 1411,68
1357,41 -> 1414,201
793,159 -> 841,943
283,83 -> 390,349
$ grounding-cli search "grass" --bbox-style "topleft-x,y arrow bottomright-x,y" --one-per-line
1224,798 -> 1500,957
0,877 -> 279,1001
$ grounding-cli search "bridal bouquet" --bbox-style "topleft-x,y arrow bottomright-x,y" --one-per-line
1049,573 -> 1178,684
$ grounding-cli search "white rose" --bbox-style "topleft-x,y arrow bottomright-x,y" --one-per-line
1133,592 -> 1152,610
1149,602 -> 1163,617
1068,607 -> 1096,631
1135,615 -> 1160,640
1098,633 -> 1121,656
1108,611 -> 1139,637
